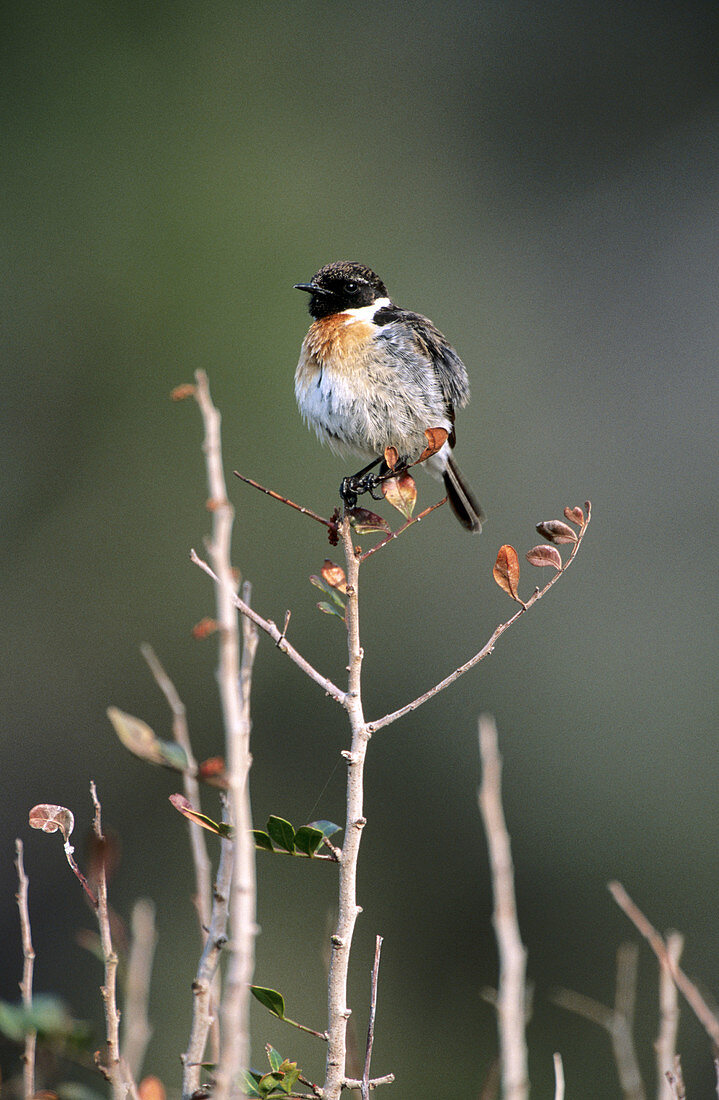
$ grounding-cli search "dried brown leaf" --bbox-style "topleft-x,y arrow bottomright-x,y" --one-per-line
536,519 -> 578,545
563,506 -> 585,529
493,544 -> 521,601
384,445 -> 400,470
347,507 -> 392,535
526,544 -> 562,570
198,756 -> 229,788
418,427 -> 449,463
138,1078 -> 166,1100
192,617 -> 218,639
29,804 -> 74,841
170,384 -> 196,401
321,559 -> 347,593
382,471 -> 417,520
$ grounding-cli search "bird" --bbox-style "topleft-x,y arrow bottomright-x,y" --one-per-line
293,261 -> 484,533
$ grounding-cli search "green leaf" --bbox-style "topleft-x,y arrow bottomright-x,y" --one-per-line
266,816 -> 295,853
107,707 -> 189,771
293,826 -> 324,857
266,1046 -> 283,1072
250,986 -> 286,1020
308,819 -> 342,839
348,507 -> 392,534
253,829 -> 274,851
258,1072 -> 285,1098
276,1060 -> 301,1094
317,600 -> 346,621
238,1070 -> 262,1098
0,995 -> 84,1043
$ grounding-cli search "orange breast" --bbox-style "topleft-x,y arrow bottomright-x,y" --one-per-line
304,314 -> 375,370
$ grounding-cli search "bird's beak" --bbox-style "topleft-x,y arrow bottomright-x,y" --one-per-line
293,282 -> 332,296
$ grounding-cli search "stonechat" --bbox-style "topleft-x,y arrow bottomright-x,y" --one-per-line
294,261 -> 484,533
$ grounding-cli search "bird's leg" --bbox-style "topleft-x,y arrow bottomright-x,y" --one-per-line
340,456 -> 383,507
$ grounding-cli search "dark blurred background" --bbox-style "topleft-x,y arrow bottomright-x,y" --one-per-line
3,1 -> 719,1095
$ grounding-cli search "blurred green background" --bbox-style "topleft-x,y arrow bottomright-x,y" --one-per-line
3,1 -> 719,1095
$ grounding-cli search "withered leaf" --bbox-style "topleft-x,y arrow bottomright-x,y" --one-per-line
347,507 -> 391,535
192,617 -> 218,639
29,804 -> 75,841
198,756 -> 229,788
493,545 -> 521,601
320,559 -> 347,593
170,384 -> 196,401
107,707 -> 188,771
381,471 -> 417,520
536,520 -> 578,545
169,794 -> 233,838
384,445 -> 399,470
564,506 -> 585,528
138,1077 -> 166,1100
418,427 -> 449,463
526,545 -> 562,570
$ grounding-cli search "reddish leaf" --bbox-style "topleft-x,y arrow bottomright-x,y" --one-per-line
563,506 -> 585,529
384,446 -> 400,470
85,830 -> 121,888
418,427 -> 449,463
493,545 -> 521,601
198,756 -> 229,788
192,617 -> 218,639
170,384 -> 196,401
321,559 -> 347,593
382,471 -> 417,520
347,507 -> 391,535
138,1077 -> 166,1100
169,794 -> 233,838
526,545 -> 562,570
29,804 -> 74,841
536,520 -> 578,545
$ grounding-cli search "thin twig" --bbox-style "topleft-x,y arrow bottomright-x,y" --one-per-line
14,839 -> 36,1100
191,548 -> 346,706
90,781 -> 137,1100
141,644 -> 213,931
357,496 -> 447,562
324,518 -> 372,1100
192,370 -> 257,1100
234,471 -> 333,529
553,1053 -> 565,1100
369,503 -> 591,734
553,943 -> 645,1100
140,643 -> 221,1064
182,819 -> 235,1098
609,880 -> 719,1047
656,933 -> 683,1100
122,899 -> 157,1081
361,936 -> 383,1100
478,715 -> 528,1100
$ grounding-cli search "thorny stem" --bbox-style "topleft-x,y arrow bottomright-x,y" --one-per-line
323,518 -> 372,1100
14,839 -> 36,1100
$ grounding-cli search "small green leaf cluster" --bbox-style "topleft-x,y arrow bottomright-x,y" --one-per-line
239,1044 -> 301,1097
253,816 -> 341,858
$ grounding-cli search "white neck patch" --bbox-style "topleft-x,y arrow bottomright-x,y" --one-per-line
342,297 -> 392,323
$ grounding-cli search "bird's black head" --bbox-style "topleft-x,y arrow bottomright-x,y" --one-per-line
294,261 -> 389,319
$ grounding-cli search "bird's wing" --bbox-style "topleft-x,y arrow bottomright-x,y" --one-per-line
373,306 -> 470,410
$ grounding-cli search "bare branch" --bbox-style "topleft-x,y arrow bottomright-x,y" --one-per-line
324,518 -> 373,1100
656,933 -> 683,1100
361,936 -> 383,1100
182,824 -> 234,1099
191,549 -> 346,706
554,943 -> 645,1100
234,470 -> 334,529
553,1053 -> 565,1100
357,496 -> 447,562
478,715 -> 528,1100
609,880 -> 719,1047
14,839 -> 36,1100
122,899 -> 157,1081
192,369 -> 257,1100
141,644 -> 213,933
90,781 -> 138,1100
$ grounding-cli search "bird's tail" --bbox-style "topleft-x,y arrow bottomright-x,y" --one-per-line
443,453 -> 484,533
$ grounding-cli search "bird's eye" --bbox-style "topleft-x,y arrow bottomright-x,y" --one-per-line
345,281 -> 359,295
